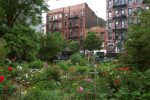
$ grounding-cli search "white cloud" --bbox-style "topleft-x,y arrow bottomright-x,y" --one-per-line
43,0 -> 106,23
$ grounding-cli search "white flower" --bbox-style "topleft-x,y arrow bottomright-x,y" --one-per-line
25,74 -> 28,78
17,65 -> 23,70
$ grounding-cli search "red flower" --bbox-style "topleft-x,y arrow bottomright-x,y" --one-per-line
0,76 -> 4,82
8,67 -> 13,72
116,67 -> 130,71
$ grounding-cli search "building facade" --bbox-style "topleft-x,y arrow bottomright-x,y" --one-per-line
106,0 -> 148,53
46,3 -> 106,48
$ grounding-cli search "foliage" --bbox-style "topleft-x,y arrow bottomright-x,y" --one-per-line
83,32 -> 102,51
0,0 -> 48,29
4,25 -> 40,61
23,88 -> 62,100
68,40 -> 80,53
125,9 -> 150,71
0,66 -> 16,99
39,33 -> 66,61
0,38 -> 9,64
57,61 -> 69,71
70,53 -> 88,66
28,60 -> 43,69
112,70 -> 150,100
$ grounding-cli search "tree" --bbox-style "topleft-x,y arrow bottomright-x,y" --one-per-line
83,32 -> 102,51
125,8 -> 150,71
0,0 -> 48,35
68,40 -> 80,53
4,25 -> 40,61
39,33 -> 66,61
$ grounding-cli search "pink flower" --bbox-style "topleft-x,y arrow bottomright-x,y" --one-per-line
77,86 -> 83,92
85,78 -> 92,83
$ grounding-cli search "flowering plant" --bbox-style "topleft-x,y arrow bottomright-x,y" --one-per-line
8,67 -> 13,72
0,75 -> 4,82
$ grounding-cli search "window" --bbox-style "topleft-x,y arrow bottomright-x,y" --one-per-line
108,1 -> 111,7
100,32 -> 105,39
115,10 -> 119,17
122,20 -> 125,28
52,16 -> 55,20
115,21 -> 119,27
121,0 -> 126,5
48,16 -> 51,21
55,15 -> 57,20
121,9 -> 125,15
128,0 -> 132,5
59,14 -> 62,19
136,0 -> 142,3
108,12 -> 112,18
108,22 -> 112,28
102,42 -> 104,47
108,32 -> 112,40
80,10 -> 84,16
65,13 -> 68,17
128,8 -> 132,15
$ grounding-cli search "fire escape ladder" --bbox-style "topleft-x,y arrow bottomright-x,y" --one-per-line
110,32 -> 123,53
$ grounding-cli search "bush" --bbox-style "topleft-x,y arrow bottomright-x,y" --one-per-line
111,70 -> 150,100
70,53 -> 87,66
28,60 -> 43,69
23,88 -> 62,100
0,38 -> 9,64
57,61 -> 69,71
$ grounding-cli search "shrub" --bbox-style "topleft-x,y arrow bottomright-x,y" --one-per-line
0,38 -> 9,64
28,60 -> 43,69
57,61 -> 69,71
70,53 -> 87,66
23,88 -> 62,100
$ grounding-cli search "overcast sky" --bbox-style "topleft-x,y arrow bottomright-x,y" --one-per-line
43,0 -> 106,23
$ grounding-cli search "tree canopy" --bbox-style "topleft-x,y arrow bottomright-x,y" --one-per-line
39,33 -> 66,61
0,0 -> 48,36
4,25 -> 40,61
83,32 -> 102,51
125,8 -> 150,70
68,40 -> 80,53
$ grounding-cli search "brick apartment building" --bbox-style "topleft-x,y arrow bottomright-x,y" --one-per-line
106,0 -> 148,53
46,3 -> 107,50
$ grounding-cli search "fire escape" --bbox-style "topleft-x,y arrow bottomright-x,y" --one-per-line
49,16 -> 62,32
111,0 -> 127,53
68,13 -> 80,40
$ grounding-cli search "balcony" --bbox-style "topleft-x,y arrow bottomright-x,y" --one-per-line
68,35 -> 78,39
69,24 -> 79,28
51,28 -> 60,31
113,27 -> 127,31
113,14 -> 127,20
49,19 -> 61,22
69,15 -> 79,19
113,4 -> 127,9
